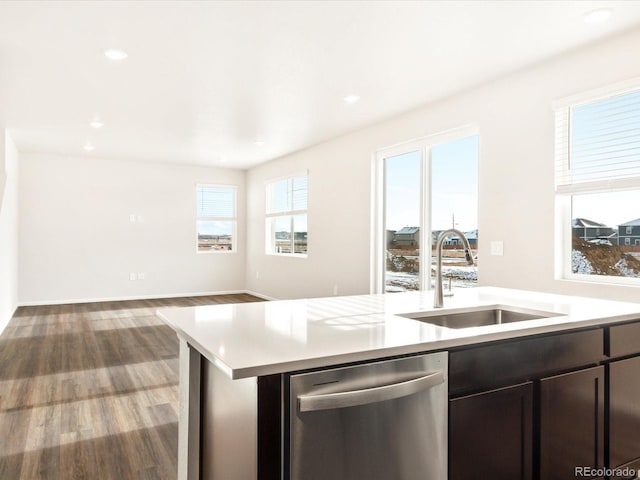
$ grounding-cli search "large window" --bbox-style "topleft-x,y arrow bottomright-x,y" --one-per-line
196,185 -> 236,253
555,80 -> 640,283
266,174 -> 308,256
375,130 -> 479,293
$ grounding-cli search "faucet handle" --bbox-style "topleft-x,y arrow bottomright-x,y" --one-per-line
464,249 -> 474,264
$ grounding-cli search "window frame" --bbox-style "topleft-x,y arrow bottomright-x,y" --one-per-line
371,125 -> 479,294
265,172 -> 308,257
195,184 -> 238,254
554,77 -> 640,285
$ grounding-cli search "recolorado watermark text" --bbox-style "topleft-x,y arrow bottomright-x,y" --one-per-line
575,466 -> 638,477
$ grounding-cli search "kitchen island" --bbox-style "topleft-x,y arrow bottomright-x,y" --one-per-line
157,287 -> 640,480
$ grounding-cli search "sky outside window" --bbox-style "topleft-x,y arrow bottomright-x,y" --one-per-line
431,136 -> 478,231
384,136 -> 479,233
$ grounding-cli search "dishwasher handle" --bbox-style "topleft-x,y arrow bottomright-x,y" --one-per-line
297,370 -> 444,413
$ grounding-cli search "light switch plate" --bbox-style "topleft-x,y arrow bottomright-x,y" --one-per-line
490,241 -> 504,256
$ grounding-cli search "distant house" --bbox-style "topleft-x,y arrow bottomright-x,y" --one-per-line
572,218 -> 616,242
432,229 -> 478,247
395,226 -> 420,246
618,218 -> 640,246
464,229 -> 478,247
391,227 -> 478,247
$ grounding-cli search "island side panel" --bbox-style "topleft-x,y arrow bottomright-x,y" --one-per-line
201,358 -> 258,480
258,374 -> 284,480
178,339 -> 201,480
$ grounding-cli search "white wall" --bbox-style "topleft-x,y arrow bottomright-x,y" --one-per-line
0,130 -> 19,331
246,141 -> 372,300
246,27 -> 640,302
19,153 -> 246,304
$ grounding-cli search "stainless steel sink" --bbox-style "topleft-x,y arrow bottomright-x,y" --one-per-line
398,306 -> 563,329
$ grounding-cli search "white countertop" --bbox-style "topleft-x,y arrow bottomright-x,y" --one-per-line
156,287 -> 640,379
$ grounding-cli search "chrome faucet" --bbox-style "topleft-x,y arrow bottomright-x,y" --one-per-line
434,229 -> 474,308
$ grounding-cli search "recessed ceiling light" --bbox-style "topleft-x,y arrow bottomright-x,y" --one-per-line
104,49 -> 128,61
583,8 -> 613,24
90,119 -> 104,129
83,142 -> 95,152
255,140 -> 265,147
343,94 -> 360,104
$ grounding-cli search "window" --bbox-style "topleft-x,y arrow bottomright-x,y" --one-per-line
374,129 -> 479,293
555,79 -> 640,282
266,174 -> 308,255
196,185 -> 236,253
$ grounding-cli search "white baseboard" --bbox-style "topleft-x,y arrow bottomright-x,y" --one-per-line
17,289 -> 262,307
244,290 -> 279,301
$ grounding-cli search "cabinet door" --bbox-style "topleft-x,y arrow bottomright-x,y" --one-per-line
610,356 -> 640,470
450,382 -> 532,480
539,366 -> 604,480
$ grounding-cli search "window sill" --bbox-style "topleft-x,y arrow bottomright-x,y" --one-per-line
558,275 -> 640,288
197,250 -> 237,255
266,252 -> 308,259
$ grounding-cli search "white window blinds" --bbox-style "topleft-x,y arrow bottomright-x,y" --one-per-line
555,86 -> 640,194
267,175 -> 308,214
196,186 -> 235,218
292,176 -> 308,211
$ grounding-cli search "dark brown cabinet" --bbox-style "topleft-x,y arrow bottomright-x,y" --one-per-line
449,382 -> 533,480
608,321 -> 640,478
449,328 -> 606,480
609,355 -> 640,476
539,366 -> 605,480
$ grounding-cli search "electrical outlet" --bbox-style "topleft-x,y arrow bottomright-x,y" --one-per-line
137,273 -> 145,280
129,272 -> 136,281
129,214 -> 136,223
490,241 -> 504,256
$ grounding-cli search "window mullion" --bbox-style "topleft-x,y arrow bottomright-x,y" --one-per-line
421,145 -> 431,291
290,215 -> 295,254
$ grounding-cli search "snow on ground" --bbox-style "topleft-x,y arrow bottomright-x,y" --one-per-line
572,250 -> 593,275
386,272 -> 419,292
386,266 -> 478,292
615,258 -> 640,278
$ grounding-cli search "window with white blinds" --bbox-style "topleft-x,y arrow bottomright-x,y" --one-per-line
555,79 -> 640,283
196,185 -> 236,253
555,86 -> 640,194
266,174 -> 308,256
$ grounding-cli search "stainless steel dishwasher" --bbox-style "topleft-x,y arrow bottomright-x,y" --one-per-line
286,352 -> 447,480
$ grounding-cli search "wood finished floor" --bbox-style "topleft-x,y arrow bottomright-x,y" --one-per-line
0,294 -> 263,480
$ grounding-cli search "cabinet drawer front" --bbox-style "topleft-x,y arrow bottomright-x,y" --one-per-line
450,329 -> 604,396
609,321 -> 640,358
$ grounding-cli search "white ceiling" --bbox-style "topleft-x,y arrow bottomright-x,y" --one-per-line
1,1 -> 640,169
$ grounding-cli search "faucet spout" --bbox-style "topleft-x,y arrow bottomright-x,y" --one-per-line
434,229 -> 474,308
